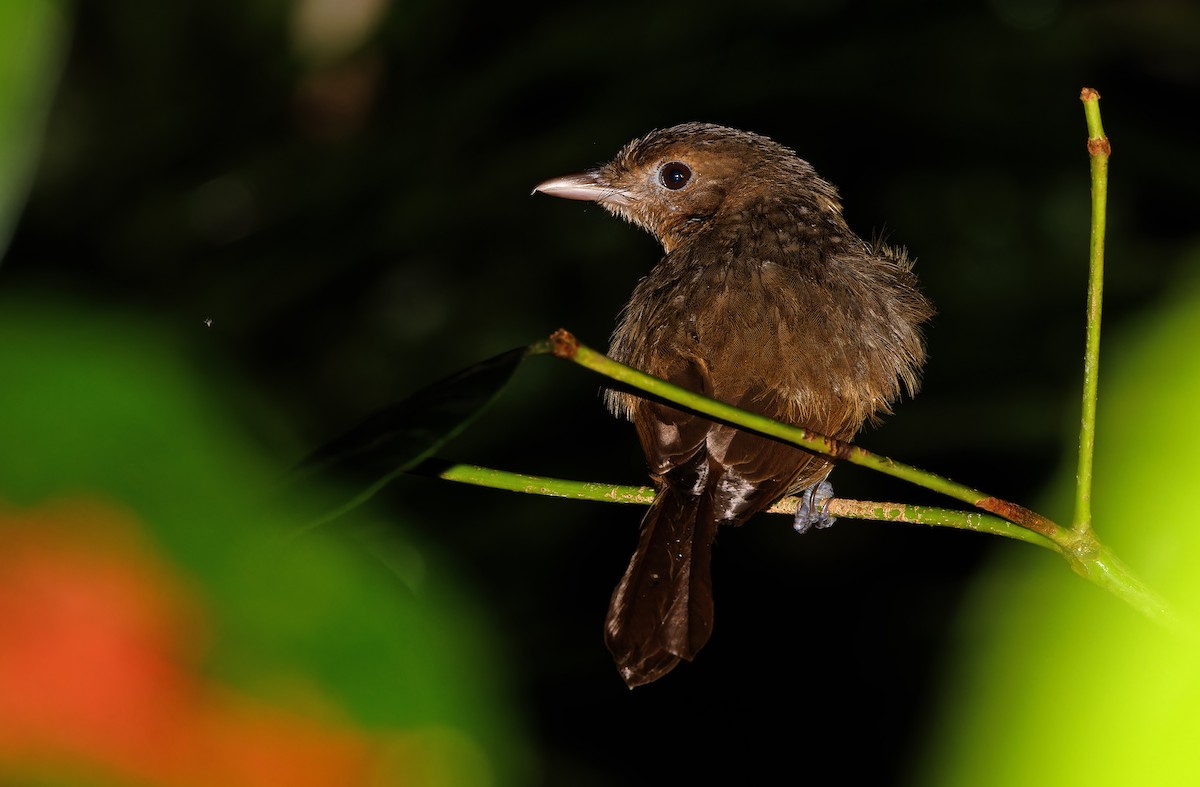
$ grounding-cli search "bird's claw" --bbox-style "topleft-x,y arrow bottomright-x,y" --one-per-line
793,480 -> 836,534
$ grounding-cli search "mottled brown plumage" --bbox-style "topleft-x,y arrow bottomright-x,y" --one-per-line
534,123 -> 933,687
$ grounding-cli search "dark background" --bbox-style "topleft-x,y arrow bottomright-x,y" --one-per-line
6,0 -> 1199,783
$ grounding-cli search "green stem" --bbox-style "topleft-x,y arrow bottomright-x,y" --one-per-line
421,459 -> 1058,550
1068,540 -> 1187,634
1075,87 -> 1109,535
416,458 -> 657,506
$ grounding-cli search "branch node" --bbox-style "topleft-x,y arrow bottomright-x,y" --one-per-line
1087,136 -> 1112,157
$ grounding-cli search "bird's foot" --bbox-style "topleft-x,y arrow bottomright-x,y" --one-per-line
793,480 -> 836,534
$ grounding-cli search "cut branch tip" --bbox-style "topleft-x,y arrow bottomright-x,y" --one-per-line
549,328 -> 579,359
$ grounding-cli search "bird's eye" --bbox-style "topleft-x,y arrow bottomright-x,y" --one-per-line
659,161 -> 692,190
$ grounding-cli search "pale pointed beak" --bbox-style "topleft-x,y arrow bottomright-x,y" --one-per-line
532,169 -> 631,206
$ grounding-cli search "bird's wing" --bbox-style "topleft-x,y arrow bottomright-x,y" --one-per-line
634,360 -> 832,524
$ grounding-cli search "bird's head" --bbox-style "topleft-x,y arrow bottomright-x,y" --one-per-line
533,122 -> 842,252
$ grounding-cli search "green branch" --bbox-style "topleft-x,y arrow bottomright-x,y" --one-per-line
422,459 -> 1058,550
1075,87 -> 1110,535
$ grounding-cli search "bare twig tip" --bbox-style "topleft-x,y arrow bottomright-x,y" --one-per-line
549,328 -> 579,359
1080,87 -> 1101,102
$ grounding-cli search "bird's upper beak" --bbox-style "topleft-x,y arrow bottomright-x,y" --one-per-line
532,169 -> 631,207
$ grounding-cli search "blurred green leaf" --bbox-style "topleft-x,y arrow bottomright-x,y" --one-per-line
0,294 -> 532,786
918,264 -> 1200,786
291,345 -> 530,519
0,0 -> 67,257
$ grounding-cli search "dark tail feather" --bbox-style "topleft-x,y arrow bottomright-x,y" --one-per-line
604,485 -> 719,688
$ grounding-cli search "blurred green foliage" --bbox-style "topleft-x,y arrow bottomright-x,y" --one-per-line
0,0 -> 66,253
0,294 -> 531,785
2,12 -> 528,778
920,261 -> 1200,786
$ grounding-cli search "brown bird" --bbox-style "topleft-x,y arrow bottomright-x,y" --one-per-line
534,123 -> 932,687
